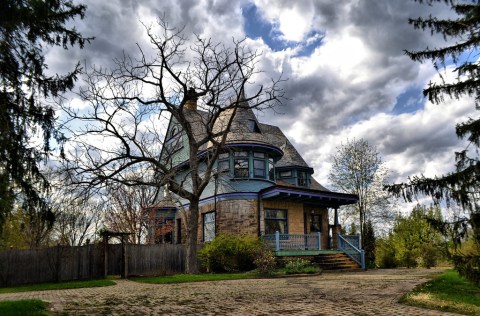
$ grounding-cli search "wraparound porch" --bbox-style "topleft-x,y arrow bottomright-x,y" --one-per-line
263,232 -> 365,269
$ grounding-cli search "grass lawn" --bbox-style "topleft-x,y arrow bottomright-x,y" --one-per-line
130,272 -> 260,284
0,299 -> 51,316
0,279 -> 116,294
400,269 -> 480,315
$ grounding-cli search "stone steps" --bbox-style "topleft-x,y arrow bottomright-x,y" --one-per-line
313,253 -> 362,271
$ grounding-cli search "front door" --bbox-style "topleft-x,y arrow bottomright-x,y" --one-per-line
310,211 -> 322,233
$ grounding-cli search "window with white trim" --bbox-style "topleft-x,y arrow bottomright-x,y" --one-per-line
203,212 -> 216,242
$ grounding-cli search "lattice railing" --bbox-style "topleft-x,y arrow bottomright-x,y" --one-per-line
263,232 -> 321,251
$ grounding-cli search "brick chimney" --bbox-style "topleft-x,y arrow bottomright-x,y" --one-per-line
184,87 -> 197,111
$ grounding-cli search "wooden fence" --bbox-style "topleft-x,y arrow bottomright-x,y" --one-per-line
0,244 -> 104,287
0,243 -> 186,287
126,244 -> 185,276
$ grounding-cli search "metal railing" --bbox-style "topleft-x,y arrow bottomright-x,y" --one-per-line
338,234 -> 365,269
263,232 -> 321,251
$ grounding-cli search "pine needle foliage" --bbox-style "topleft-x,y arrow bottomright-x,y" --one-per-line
0,0 -> 92,229
386,0 -> 480,284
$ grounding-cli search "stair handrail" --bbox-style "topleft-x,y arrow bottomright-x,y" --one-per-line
338,234 -> 365,269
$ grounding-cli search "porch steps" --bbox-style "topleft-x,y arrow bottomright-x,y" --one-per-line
313,253 -> 361,272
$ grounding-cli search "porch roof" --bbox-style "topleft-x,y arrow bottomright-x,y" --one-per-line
259,185 -> 358,207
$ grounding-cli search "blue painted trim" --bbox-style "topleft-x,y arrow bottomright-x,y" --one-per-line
230,178 -> 276,184
223,143 -> 283,157
261,188 -> 358,202
181,192 -> 259,208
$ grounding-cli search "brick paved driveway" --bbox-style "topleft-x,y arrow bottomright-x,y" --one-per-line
0,268 -> 463,315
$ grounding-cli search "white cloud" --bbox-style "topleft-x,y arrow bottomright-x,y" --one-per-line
41,0 -> 476,212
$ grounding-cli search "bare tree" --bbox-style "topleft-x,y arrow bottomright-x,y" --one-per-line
52,197 -> 104,246
61,19 -> 284,273
45,170 -> 105,246
104,180 -> 159,244
328,138 -> 392,240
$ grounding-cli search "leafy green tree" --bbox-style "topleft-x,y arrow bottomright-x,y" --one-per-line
0,0 -> 91,230
375,236 -> 398,268
386,0 -> 480,282
391,205 -> 444,268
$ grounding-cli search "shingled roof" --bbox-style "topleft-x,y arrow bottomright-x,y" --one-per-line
257,123 -> 310,169
182,105 -> 315,172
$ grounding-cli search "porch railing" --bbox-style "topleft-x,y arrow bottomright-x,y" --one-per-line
263,232 -> 321,251
341,234 -> 361,249
338,234 -> 365,269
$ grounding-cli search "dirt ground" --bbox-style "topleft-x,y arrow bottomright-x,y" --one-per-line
0,267 -> 465,315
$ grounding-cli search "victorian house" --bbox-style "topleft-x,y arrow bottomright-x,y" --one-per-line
144,96 -> 364,269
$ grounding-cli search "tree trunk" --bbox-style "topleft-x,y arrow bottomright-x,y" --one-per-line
185,198 -> 200,274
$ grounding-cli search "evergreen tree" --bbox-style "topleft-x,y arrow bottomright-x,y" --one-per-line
362,220 -> 376,269
0,0 -> 91,230
386,0 -> 480,284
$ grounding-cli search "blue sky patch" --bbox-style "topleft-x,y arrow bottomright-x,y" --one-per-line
392,86 -> 425,115
242,3 -> 323,57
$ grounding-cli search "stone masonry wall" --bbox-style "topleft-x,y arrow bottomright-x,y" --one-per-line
176,199 -> 259,243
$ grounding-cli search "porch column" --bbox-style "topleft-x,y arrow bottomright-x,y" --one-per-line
332,207 -> 341,249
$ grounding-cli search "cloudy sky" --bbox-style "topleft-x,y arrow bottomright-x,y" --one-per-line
46,0 -> 477,208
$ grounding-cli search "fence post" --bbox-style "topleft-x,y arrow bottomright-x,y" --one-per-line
275,231 -> 280,252
317,232 -> 321,250
103,234 -> 108,277
358,233 -> 361,249
361,249 -> 365,270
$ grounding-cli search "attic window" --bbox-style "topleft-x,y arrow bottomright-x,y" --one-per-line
279,170 -> 292,178
247,120 -> 260,133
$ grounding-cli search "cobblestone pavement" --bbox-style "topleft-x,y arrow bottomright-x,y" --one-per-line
0,268 -> 464,315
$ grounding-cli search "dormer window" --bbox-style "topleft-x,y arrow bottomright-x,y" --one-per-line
298,171 -> 308,187
247,119 -> 261,133
279,170 -> 292,178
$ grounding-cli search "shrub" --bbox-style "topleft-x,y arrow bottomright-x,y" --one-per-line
378,252 -> 398,269
284,258 -> 319,274
375,238 -> 398,268
420,243 -> 439,268
402,249 -> 418,268
198,234 -> 262,272
253,246 -> 277,276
